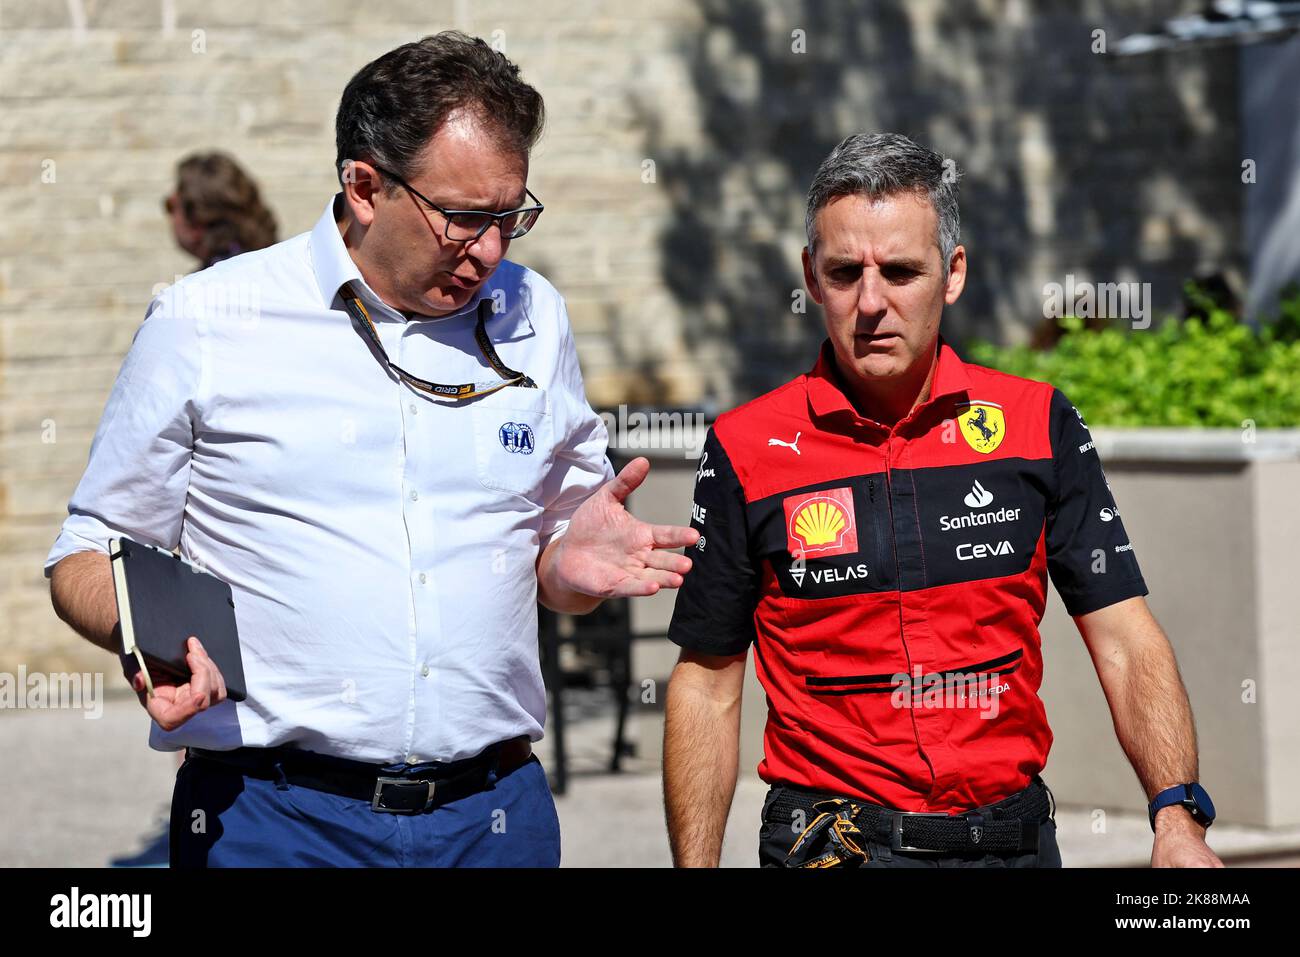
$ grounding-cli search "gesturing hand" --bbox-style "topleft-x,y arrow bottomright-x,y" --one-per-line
550,456 -> 701,598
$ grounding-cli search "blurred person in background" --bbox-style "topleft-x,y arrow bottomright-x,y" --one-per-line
164,151 -> 278,271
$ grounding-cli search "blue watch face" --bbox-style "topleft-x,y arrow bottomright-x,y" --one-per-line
1189,783 -> 1215,821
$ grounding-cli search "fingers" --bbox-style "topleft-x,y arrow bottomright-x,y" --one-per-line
129,670 -> 149,708
649,522 -> 701,549
606,567 -> 688,596
186,637 -> 228,707
603,457 -> 651,505
606,576 -> 661,598
186,650 -> 212,712
147,685 -> 196,732
141,638 -> 229,732
640,549 -> 694,576
189,637 -> 228,704
640,567 -> 685,589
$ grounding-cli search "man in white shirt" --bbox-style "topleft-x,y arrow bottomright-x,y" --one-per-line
46,31 -> 698,867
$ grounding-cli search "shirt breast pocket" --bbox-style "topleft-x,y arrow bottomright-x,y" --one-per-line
470,386 -> 555,500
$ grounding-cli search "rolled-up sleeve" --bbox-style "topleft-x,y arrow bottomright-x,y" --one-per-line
43,295 -> 201,577
537,302 -> 614,551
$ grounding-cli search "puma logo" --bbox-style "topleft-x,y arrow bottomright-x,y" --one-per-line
768,432 -> 801,456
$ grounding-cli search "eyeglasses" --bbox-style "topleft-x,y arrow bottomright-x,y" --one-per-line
373,166 -> 544,242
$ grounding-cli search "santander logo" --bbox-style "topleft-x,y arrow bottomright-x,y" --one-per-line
964,480 -> 993,509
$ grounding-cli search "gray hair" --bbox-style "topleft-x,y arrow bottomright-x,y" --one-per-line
804,133 -> 961,276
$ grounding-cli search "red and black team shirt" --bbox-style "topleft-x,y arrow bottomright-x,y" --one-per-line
668,335 -> 1149,812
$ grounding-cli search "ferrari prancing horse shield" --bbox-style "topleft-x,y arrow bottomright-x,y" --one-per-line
957,402 -> 1005,454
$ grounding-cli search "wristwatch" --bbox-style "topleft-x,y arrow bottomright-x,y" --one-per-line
1148,782 -> 1215,832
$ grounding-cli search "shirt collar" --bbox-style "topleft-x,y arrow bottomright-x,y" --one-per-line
806,333 -> 975,426
308,192 -> 490,322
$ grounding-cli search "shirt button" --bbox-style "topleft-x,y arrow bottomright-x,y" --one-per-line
409,490 -> 419,501
409,403 -> 417,415
418,572 -> 427,584
421,664 -> 431,678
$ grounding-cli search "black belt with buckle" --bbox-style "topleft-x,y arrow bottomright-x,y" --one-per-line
767,775 -> 1054,855
189,736 -> 533,814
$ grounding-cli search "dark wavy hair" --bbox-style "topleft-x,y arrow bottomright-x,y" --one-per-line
174,152 -> 278,263
335,31 -> 545,188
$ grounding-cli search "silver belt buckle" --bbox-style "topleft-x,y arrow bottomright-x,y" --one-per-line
891,810 -> 954,853
371,776 -> 436,814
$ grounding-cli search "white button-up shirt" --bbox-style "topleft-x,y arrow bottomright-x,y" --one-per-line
44,194 -> 614,763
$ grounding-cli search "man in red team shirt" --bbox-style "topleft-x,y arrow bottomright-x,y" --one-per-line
662,133 -> 1223,868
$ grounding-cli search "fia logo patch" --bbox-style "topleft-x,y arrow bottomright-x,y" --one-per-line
784,487 -> 858,557
957,401 -> 1005,454
498,422 -> 535,454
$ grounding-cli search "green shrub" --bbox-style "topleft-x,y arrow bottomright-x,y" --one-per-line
964,285 -> 1300,427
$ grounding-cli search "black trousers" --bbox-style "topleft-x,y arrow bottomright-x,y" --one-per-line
758,778 -> 1063,868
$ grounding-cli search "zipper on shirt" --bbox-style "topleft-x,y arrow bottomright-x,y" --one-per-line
868,476 -> 886,583
882,463 -> 899,576
881,444 -> 936,787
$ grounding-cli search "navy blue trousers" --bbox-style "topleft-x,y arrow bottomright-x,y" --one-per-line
169,751 -> 561,867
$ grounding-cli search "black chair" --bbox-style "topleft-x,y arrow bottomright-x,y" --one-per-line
538,597 -> 636,795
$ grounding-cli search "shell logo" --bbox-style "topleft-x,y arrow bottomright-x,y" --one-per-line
793,499 -> 848,547
783,487 -> 858,557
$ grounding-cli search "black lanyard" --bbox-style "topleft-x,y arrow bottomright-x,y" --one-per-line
340,281 -> 536,400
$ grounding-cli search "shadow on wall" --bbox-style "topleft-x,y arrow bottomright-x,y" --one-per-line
632,0 -> 1240,407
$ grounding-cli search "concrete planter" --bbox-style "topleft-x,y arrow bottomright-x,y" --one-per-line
1042,428 -> 1300,828
622,428 -> 1300,828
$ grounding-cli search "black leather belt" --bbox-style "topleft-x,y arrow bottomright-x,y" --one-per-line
766,775 -> 1055,855
188,736 -> 533,814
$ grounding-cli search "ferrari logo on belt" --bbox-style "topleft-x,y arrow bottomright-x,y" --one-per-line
957,402 -> 1005,454
784,487 -> 858,557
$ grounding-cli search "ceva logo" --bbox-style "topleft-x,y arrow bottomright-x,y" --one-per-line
956,540 -> 1014,561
